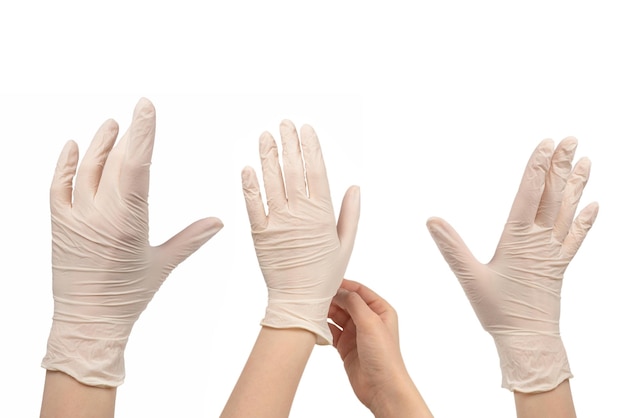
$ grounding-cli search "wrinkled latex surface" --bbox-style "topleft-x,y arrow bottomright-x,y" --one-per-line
42,98 -> 222,387
427,137 -> 599,393
242,120 -> 360,345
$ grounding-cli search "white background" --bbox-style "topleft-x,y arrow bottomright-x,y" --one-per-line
1,1 -> 624,417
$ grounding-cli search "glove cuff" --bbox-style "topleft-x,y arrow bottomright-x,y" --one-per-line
41,320 -> 130,387
492,334 -> 572,393
260,298 -> 333,345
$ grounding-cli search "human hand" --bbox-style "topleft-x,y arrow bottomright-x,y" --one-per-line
328,279 -> 431,418
426,137 -> 599,392
42,98 -> 223,387
241,120 -> 360,345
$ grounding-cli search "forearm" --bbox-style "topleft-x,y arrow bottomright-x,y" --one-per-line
40,370 -> 116,418
220,326 -> 316,418
514,379 -> 576,418
369,374 -> 433,418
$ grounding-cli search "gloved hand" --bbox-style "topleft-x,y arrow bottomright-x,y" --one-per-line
241,120 -> 360,345
42,98 -> 223,387
426,137 -> 599,393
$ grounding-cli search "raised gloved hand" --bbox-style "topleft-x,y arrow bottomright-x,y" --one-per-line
241,120 -> 360,345
42,98 -> 223,387
426,137 -> 599,393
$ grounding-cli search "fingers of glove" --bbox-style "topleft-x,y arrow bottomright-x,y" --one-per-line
73,119 -> 119,203
119,98 -> 156,204
561,202 -> 599,260
155,216 -> 224,276
535,137 -> 577,228
300,124 -> 331,200
507,139 -> 554,226
337,186 -> 361,256
280,119 -> 308,206
242,166 -> 268,230
50,140 -> 79,212
553,157 -> 591,243
259,131 -> 287,213
426,216 -> 483,286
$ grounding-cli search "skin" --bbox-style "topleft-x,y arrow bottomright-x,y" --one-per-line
220,327 -> 316,418
514,380 -> 577,418
328,279 -> 433,418
40,371 -> 116,418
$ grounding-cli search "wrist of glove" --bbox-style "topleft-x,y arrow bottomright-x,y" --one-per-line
492,334 -> 572,393
262,297 -> 336,345
43,321 -> 131,387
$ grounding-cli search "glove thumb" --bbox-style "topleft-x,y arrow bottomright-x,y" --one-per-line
156,217 -> 224,274
426,216 -> 483,287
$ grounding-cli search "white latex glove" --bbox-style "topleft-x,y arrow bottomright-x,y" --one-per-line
426,137 -> 599,393
241,120 -> 360,345
42,98 -> 223,387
